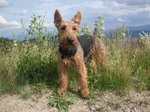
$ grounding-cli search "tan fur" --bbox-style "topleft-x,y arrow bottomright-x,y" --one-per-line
54,9 -> 106,97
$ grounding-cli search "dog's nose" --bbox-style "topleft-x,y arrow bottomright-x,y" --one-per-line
67,38 -> 74,44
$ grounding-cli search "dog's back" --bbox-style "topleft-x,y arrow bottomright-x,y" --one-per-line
78,34 -> 106,69
78,35 -> 95,57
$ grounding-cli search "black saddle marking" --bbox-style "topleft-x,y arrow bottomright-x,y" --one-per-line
78,35 -> 94,57
59,45 -> 77,59
59,35 -> 95,59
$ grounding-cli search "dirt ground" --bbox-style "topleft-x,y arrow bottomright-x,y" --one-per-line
0,90 -> 150,112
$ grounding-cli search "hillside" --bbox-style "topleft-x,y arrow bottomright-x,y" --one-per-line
127,24 -> 150,38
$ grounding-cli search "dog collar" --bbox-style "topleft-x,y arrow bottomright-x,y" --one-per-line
59,45 -> 77,59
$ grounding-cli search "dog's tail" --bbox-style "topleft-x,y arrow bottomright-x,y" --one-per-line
93,27 -> 100,37
92,27 -> 107,70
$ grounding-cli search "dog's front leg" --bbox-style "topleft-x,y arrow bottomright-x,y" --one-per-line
75,57 -> 89,97
57,57 -> 68,94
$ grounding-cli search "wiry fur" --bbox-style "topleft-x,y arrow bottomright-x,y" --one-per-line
54,9 -> 106,97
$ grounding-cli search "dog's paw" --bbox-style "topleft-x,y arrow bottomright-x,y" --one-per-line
81,88 -> 89,97
57,88 -> 66,94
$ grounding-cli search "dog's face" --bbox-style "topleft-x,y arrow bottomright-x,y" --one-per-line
54,9 -> 81,49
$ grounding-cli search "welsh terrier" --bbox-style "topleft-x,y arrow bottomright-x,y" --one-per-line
54,9 -> 106,97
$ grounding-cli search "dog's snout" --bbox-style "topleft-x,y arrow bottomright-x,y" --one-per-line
67,37 -> 74,44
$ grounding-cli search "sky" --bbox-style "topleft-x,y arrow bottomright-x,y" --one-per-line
0,0 -> 150,38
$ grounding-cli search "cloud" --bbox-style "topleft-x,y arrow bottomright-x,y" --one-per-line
117,18 -> 130,23
144,6 -> 150,12
9,21 -> 20,26
0,15 -> 7,24
15,9 -> 28,15
34,0 -> 150,27
0,15 -> 21,29
1,0 -> 150,37
0,0 -> 9,7
114,0 -> 150,6
96,1 -> 150,18
44,22 -> 55,28
84,1 -> 104,9
117,18 -> 126,22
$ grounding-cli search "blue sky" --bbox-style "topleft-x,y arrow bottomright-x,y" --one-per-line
0,0 -> 150,38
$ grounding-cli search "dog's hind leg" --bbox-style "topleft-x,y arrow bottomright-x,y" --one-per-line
92,38 -> 107,70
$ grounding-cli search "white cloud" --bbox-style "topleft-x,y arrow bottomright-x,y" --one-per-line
15,9 -> 28,15
1,0 -> 150,36
117,18 -> 126,22
117,17 -> 130,22
144,6 -> 150,12
101,1 -> 150,17
85,1 -> 104,9
23,22 -> 55,30
9,21 -> 20,26
114,0 -> 150,6
0,15 -> 8,24
0,15 -> 21,28
44,22 -> 55,28
109,1 -> 126,7
0,0 -> 8,7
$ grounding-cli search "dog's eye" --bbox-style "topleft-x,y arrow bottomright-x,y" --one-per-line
72,27 -> 77,31
61,26 -> 66,30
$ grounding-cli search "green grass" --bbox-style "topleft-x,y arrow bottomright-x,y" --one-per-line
0,15 -> 150,111
48,92 -> 74,111
130,47 -> 150,90
86,39 -> 132,92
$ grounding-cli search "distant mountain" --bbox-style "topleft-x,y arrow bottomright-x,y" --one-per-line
128,24 -> 150,30
2,24 -> 150,40
127,24 -> 150,38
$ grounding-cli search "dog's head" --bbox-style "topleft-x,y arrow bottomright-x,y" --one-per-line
54,9 -> 81,49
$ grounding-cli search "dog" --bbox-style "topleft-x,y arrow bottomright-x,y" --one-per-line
54,9 -> 106,97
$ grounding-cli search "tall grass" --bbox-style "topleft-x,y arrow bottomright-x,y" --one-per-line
130,32 -> 150,90
0,45 -> 19,93
0,14 -> 149,95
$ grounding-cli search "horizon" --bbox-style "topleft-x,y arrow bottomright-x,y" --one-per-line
0,0 -> 150,38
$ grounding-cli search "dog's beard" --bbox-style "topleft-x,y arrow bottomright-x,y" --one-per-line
60,41 -> 78,50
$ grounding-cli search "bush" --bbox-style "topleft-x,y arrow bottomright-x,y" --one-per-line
0,14 -> 149,95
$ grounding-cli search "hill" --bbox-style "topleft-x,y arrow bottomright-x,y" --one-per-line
127,24 -> 150,38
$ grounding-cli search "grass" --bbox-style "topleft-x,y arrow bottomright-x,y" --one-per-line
48,92 -> 74,111
130,47 -> 150,90
0,14 -> 150,111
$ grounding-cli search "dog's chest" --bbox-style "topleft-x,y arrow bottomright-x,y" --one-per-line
59,45 -> 77,59
62,58 -> 76,67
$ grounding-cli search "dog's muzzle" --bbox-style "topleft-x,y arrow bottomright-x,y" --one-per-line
67,37 -> 74,44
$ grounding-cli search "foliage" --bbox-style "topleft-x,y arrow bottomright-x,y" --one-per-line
78,23 -> 92,35
94,16 -> 105,38
49,93 -> 74,111
0,14 -> 150,111
27,14 -> 49,39
139,31 -> 150,48
0,37 -> 16,54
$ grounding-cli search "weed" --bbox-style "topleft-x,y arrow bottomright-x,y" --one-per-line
48,93 -> 74,111
107,101 -> 121,110
0,14 -> 149,102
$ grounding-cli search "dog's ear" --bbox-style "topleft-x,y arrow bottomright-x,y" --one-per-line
71,11 -> 81,27
54,9 -> 63,28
